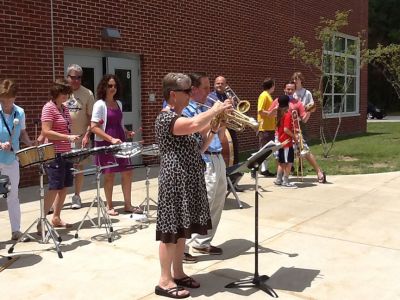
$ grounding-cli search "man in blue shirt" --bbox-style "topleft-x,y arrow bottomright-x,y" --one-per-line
208,76 -> 244,190
183,72 -> 231,263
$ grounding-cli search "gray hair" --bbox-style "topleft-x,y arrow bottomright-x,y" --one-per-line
66,64 -> 83,76
162,73 -> 191,100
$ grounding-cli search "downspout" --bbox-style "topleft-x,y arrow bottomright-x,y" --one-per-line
50,0 -> 55,81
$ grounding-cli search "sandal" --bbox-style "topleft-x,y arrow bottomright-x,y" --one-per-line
155,285 -> 190,298
124,206 -> 143,214
174,276 -> 200,288
51,220 -> 73,229
107,208 -> 119,216
318,171 -> 327,183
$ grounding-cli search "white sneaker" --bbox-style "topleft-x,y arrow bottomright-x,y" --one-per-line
71,194 -> 82,209
281,182 -> 298,189
274,179 -> 282,186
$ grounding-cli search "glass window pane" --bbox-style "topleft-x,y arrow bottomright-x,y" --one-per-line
323,95 -> 332,114
81,67 -> 95,95
346,95 -> 356,112
323,54 -> 332,73
333,76 -> 345,93
324,38 -> 333,51
334,95 -> 343,113
347,39 -> 356,55
323,75 -> 332,93
115,69 -> 132,112
347,77 -> 356,93
347,58 -> 356,75
334,55 -> 345,74
335,36 -> 346,53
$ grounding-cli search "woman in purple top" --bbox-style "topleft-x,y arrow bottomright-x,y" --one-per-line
91,74 -> 143,216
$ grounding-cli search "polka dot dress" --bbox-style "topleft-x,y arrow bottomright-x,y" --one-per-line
155,111 -> 211,243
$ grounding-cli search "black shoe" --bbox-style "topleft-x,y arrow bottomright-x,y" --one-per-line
182,252 -> 197,264
233,185 -> 245,192
192,245 -> 223,255
250,170 -> 256,179
260,170 -> 276,177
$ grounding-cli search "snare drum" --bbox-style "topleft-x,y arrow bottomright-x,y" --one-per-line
37,143 -> 56,162
16,146 -> 40,167
62,148 -> 91,164
142,144 -> 159,156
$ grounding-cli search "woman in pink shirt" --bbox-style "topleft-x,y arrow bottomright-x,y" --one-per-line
41,79 -> 80,229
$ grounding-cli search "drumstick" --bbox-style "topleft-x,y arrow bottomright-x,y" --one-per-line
7,118 -> 19,151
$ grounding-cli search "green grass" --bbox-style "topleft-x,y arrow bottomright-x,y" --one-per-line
239,122 -> 400,175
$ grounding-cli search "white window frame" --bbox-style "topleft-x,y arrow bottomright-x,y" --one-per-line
323,32 -> 360,118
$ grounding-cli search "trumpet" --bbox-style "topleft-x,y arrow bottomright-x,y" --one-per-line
205,95 -> 258,132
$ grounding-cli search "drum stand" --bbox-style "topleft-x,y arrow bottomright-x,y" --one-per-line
74,163 -> 118,243
138,164 -> 158,218
8,162 -> 63,258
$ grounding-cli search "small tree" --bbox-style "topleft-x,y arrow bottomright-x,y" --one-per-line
366,44 -> 400,100
289,10 -> 366,157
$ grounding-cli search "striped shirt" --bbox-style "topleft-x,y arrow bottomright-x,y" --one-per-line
41,101 -> 71,153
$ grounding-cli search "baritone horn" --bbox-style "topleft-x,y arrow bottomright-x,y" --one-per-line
224,85 -> 251,113
205,95 -> 258,132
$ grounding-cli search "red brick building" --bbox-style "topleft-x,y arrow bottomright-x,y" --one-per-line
0,0 -> 368,186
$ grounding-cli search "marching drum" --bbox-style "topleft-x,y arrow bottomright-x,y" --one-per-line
62,148 -> 91,164
16,146 -> 40,167
37,143 -> 56,162
141,144 -> 159,157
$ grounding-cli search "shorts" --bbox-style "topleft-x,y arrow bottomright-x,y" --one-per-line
45,156 -> 74,190
278,147 -> 294,164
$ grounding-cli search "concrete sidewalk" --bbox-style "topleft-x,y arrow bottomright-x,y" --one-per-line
1,170 -> 400,299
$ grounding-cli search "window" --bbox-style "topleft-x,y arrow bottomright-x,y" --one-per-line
322,34 -> 359,116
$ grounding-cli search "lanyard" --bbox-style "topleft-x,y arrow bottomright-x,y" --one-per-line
0,110 -> 17,137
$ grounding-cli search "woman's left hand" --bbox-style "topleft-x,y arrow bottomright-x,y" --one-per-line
0,141 -> 12,151
126,131 -> 135,138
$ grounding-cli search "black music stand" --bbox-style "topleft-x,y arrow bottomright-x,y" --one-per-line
225,140 -> 285,297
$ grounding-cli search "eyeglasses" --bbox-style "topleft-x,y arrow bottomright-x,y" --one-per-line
173,88 -> 192,95
68,75 -> 82,81
107,84 -> 117,89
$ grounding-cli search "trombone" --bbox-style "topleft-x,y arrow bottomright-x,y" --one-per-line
291,109 -> 309,181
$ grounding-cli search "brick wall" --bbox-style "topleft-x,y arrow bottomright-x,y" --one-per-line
0,0 -> 368,186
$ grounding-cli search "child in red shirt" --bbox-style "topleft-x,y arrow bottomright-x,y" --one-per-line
275,95 -> 297,188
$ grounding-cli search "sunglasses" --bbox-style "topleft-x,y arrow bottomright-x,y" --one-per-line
68,75 -> 82,80
173,88 -> 192,95
107,84 -> 117,89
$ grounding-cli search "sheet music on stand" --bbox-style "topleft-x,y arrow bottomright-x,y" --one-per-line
247,140 -> 287,169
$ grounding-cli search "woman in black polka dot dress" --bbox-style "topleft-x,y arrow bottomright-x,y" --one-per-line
154,73 -> 230,298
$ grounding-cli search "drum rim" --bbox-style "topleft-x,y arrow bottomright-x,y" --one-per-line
37,143 -> 54,148
16,146 -> 38,152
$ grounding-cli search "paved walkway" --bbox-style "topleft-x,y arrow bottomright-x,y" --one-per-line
1,170 -> 400,299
